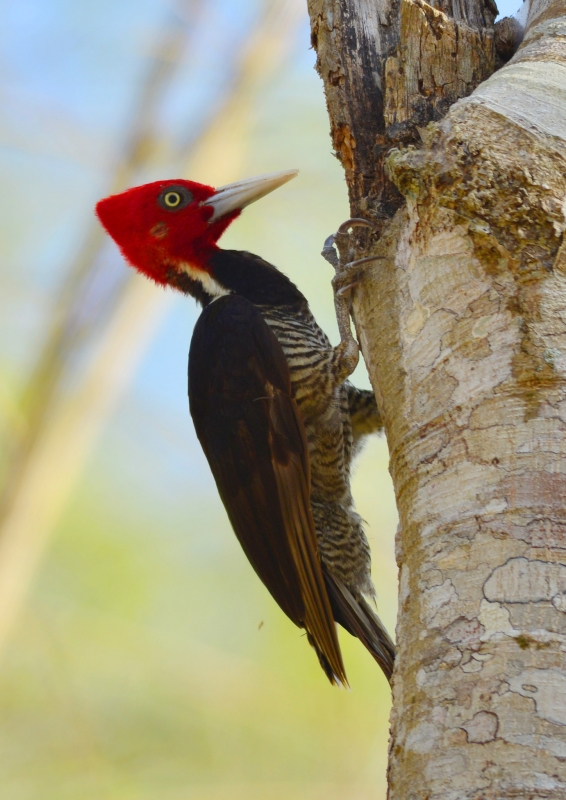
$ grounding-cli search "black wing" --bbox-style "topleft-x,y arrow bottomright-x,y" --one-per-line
188,294 -> 347,685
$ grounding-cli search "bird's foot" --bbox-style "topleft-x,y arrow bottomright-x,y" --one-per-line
332,255 -> 385,296
322,219 -> 383,382
321,218 -> 371,272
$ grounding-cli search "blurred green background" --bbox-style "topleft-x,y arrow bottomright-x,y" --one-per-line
0,2 -> 398,796
0,0 -> 517,794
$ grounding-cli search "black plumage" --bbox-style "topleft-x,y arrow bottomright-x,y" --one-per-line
189,294 -> 346,683
187,250 -> 394,685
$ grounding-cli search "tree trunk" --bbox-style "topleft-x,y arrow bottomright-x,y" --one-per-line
307,0 -> 566,795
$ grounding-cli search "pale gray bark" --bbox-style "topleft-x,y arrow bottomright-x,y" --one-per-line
308,0 -> 566,795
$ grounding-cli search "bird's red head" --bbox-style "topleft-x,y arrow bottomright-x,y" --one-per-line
96,170 -> 298,288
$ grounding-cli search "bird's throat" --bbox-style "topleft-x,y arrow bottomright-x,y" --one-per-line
178,261 -> 230,299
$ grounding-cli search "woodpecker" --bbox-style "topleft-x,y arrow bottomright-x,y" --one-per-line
96,170 -> 395,686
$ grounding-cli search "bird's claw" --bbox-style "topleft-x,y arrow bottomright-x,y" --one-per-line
321,234 -> 339,269
321,218 -> 376,380
324,219 -> 382,296
322,219 -> 387,381
332,270 -> 361,297
336,218 -> 373,235
323,218 -> 376,276
331,255 -> 386,296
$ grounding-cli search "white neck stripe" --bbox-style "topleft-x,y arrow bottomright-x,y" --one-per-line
178,261 -> 230,297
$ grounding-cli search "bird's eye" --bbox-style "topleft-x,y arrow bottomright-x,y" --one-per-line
158,185 -> 193,211
164,191 -> 181,207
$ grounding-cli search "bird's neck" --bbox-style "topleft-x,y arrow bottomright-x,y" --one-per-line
172,248 -> 307,309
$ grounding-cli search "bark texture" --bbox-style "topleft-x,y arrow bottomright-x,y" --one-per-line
307,0 -> 402,219
307,0 -> 496,225
308,0 -> 566,795
365,0 -> 566,795
384,0 -> 494,137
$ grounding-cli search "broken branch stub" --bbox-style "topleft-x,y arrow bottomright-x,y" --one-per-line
384,0 -> 495,142
307,0 -> 497,230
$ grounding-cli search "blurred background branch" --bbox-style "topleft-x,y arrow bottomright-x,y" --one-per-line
0,0 -> 303,650
0,0 -> 400,795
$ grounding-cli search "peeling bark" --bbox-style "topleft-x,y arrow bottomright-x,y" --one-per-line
308,0 -> 566,795
384,0 -> 495,138
307,0 -> 496,224
307,0 -> 401,218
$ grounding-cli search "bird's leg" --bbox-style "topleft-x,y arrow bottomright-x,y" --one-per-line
322,218 -> 384,384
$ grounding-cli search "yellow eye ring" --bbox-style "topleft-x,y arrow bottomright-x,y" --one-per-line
164,191 -> 181,207
158,185 -> 192,211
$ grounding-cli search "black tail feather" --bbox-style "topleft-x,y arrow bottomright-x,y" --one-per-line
306,631 -> 349,687
324,570 -> 395,683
